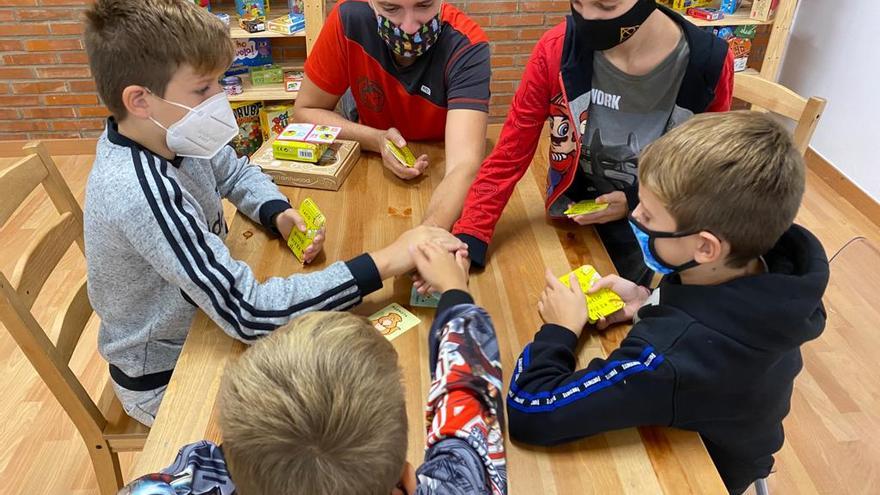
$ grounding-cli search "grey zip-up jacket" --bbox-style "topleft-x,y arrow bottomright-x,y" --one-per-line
85,118 -> 382,383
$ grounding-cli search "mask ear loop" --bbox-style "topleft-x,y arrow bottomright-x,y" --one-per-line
629,214 -> 702,273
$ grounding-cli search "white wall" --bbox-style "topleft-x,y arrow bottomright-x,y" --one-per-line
779,0 -> 880,202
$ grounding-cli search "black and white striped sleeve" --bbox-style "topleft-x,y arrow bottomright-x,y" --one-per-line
121,149 -> 382,342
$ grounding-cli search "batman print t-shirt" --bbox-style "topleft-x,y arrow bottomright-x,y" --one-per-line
574,30 -> 691,201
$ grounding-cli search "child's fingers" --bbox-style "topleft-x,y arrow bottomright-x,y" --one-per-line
544,268 -> 560,288
568,273 -> 583,295
291,213 -> 307,232
588,275 -> 618,294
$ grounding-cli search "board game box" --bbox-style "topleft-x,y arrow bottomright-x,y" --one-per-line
250,139 -> 361,191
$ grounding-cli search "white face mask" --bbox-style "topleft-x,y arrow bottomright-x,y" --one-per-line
148,91 -> 239,159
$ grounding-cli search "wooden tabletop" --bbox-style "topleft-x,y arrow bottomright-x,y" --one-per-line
131,137 -> 726,493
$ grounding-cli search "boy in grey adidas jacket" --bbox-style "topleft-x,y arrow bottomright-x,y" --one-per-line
83,0 -> 464,426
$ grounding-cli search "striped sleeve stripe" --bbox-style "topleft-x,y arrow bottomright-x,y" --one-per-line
154,158 -> 360,318
144,153 -> 360,328
131,148 -> 252,340
506,346 -> 664,414
134,151 -> 359,337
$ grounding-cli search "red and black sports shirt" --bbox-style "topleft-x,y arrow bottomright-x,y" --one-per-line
305,0 -> 491,141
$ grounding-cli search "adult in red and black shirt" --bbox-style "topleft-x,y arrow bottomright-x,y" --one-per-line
294,0 -> 491,229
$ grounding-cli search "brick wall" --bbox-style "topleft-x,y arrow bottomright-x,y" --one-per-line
0,0 -> 572,141
0,0 -> 107,141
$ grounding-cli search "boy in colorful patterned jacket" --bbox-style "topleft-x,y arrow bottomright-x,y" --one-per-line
119,241 -> 507,495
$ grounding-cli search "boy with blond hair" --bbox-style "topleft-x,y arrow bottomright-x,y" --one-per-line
83,0 -> 464,426
119,242 -> 507,495
507,111 -> 829,494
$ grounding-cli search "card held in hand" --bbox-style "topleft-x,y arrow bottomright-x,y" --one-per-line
559,265 -> 625,323
286,197 -> 325,263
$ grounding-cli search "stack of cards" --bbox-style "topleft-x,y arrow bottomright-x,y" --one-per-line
410,286 -> 440,308
559,265 -> 625,324
564,200 -> 609,216
286,198 -> 325,262
385,140 -> 416,168
369,303 -> 421,341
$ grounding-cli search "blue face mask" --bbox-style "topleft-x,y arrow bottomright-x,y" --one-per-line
628,215 -> 700,275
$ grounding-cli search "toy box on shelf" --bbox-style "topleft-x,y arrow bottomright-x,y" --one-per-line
259,102 -> 295,141
657,0 -> 711,10
230,100 -> 264,157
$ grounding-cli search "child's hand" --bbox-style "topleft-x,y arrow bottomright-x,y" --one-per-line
371,226 -> 467,279
412,247 -> 470,295
275,208 -> 325,264
569,191 -> 628,225
410,241 -> 469,294
538,269 -> 588,337
589,274 -> 651,330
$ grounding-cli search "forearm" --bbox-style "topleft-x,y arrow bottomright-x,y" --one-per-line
422,167 -> 477,230
291,106 -> 383,153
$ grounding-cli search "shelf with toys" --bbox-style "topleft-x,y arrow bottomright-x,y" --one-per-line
660,0 -> 799,81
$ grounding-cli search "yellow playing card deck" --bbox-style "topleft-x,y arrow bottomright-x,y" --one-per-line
286,198 -> 325,263
385,140 -> 416,167
564,200 -> 609,216
559,265 -> 625,323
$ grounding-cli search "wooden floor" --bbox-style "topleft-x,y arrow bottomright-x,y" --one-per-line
0,149 -> 878,495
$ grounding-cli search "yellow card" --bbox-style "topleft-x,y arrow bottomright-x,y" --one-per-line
385,140 -> 416,167
369,303 -> 421,341
559,265 -> 625,323
286,197 -> 325,262
564,200 -> 609,216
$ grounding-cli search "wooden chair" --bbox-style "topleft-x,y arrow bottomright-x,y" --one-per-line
733,71 -> 827,155
0,142 -> 148,495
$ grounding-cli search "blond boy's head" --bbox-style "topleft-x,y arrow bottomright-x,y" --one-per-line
219,312 -> 408,495
83,0 -> 233,119
639,111 -> 805,268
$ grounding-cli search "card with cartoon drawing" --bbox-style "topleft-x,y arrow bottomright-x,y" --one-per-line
369,303 -> 421,341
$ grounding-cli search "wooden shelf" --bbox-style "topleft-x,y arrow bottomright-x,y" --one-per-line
229,25 -> 305,39
212,4 -> 306,39
228,74 -> 298,102
683,9 -> 774,27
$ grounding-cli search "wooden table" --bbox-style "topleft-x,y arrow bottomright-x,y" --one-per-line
131,138 -> 727,493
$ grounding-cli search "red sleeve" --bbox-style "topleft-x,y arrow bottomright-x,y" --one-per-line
706,49 -> 734,112
451,35 -> 554,265
303,4 -> 348,96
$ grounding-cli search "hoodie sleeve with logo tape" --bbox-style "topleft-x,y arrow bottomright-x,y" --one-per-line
507,225 -> 829,494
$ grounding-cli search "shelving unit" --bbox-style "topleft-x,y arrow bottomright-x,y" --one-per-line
213,0 -> 325,102
680,0 -> 799,81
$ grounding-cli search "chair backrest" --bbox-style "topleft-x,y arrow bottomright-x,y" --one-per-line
0,142 -> 108,443
733,72 -> 827,155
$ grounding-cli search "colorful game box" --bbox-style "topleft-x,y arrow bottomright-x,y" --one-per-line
232,38 -> 272,68
268,13 -> 305,35
686,7 -> 724,21
750,0 -> 779,21
249,64 -> 284,86
259,102 -> 295,141
558,265 -> 626,324
230,100 -> 263,157
286,197 -> 325,263
235,0 -> 266,17
250,139 -> 361,190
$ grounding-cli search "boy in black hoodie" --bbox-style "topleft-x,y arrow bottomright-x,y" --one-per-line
507,111 -> 829,494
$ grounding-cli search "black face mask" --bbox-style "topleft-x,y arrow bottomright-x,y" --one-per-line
570,0 -> 657,51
